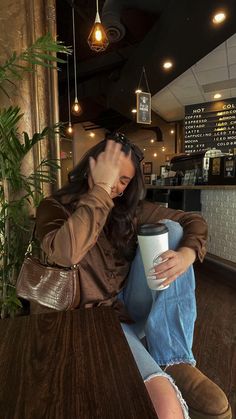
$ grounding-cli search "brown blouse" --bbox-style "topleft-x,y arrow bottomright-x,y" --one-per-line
35,185 -> 207,318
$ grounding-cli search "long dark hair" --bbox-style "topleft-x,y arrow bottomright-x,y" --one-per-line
53,133 -> 146,260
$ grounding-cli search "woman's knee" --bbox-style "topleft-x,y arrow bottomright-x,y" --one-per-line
159,219 -> 183,251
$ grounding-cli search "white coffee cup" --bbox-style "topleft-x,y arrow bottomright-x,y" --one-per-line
137,223 -> 169,290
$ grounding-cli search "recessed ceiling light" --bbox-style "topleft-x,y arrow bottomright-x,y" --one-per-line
214,93 -> 222,99
89,132 -> 95,137
153,153 -> 157,157
131,108 -> 137,113
143,148 -> 146,151
213,12 -> 226,24
163,61 -> 173,70
150,139 -> 155,143
135,89 -> 142,94
170,129 -> 175,134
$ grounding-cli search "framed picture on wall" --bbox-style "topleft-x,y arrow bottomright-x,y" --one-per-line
159,165 -> 166,177
144,175 -> 151,184
143,161 -> 152,174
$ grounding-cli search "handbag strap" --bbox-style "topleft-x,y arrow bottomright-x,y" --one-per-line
25,222 -> 36,256
25,222 -> 79,270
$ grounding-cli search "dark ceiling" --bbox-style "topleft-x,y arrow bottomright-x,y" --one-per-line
56,0 -> 236,132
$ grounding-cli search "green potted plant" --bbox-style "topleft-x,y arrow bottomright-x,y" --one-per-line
0,34 -> 70,318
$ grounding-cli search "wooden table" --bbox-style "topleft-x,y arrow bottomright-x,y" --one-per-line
0,307 -> 157,418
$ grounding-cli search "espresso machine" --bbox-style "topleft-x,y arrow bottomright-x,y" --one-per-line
208,155 -> 236,184
170,149 -> 234,185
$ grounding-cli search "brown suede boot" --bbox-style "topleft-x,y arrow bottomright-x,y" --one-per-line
165,364 -> 232,419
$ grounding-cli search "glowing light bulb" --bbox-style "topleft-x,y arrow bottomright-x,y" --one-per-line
163,61 -> 173,69
67,123 -> 73,134
71,99 -> 82,115
213,12 -> 226,24
131,109 -> 137,113
95,28 -> 102,41
87,19 -> 109,52
214,93 -> 222,99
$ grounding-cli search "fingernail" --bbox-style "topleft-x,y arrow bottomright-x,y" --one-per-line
147,275 -> 156,280
153,256 -> 162,265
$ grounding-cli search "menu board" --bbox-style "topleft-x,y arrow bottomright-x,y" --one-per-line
136,92 -> 151,124
184,98 -> 236,154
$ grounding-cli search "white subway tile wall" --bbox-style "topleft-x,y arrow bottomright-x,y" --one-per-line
201,190 -> 236,263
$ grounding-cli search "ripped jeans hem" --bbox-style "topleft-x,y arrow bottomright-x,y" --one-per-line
144,372 -> 190,419
155,358 -> 196,368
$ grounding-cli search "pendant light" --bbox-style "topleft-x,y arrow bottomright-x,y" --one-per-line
66,55 -> 73,135
87,0 -> 109,52
71,2 -> 82,115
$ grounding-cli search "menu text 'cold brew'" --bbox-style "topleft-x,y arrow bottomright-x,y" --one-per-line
184,99 -> 236,153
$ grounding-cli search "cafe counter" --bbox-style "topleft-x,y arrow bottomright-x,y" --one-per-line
145,184 -> 236,264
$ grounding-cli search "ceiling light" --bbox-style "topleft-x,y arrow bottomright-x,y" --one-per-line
71,4 -> 82,115
72,99 -> 82,115
213,12 -> 226,24
89,132 -> 95,137
87,0 -> 109,52
135,89 -> 142,94
163,61 -> 173,70
143,148 -> 146,151
153,153 -> 157,157
214,93 -> 222,99
150,139 -> 155,143
170,129 -> 175,134
67,122 -> 73,135
131,108 -> 137,113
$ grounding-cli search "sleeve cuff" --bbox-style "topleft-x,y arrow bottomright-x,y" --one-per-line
180,239 -> 207,263
76,185 -> 114,210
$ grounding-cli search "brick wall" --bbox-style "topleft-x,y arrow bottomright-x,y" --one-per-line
201,190 -> 236,263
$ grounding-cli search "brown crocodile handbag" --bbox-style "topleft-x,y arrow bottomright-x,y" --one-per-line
16,228 -> 80,311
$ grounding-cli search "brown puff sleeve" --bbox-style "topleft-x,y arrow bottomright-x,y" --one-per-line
36,185 -> 114,267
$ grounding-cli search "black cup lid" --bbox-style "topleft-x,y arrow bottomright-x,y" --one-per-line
137,223 -> 168,236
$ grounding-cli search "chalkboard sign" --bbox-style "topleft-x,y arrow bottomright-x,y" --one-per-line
136,92 -> 151,124
184,98 -> 236,154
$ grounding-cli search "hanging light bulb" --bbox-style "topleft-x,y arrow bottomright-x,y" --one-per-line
66,55 -> 73,135
71,2 -> 82,115
87,0 -> 109,52
72,98 -> 82,115
67,122 -> 73,135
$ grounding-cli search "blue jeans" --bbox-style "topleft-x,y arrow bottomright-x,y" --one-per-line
119,220 -> 197,380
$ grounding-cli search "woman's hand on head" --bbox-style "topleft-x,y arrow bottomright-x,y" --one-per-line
149,247 -> 196,287
89,140 -> 125,193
